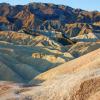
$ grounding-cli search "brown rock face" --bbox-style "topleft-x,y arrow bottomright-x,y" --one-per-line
0,3 -> 100,32
15,6 -> 35,29
0,3 -> 100,46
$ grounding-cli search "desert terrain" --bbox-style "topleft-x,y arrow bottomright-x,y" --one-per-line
0,2 -> 100,100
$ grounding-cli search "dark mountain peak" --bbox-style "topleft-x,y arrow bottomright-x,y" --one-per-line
0,2 -> 100,36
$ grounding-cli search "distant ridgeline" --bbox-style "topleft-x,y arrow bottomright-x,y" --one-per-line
0,2 -> 100,39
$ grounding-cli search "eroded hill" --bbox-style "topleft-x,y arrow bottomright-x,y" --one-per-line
0,2 -> 100,100
0,31 -> 75,83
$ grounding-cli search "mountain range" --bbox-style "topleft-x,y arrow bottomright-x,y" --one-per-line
0,3 -> 100,34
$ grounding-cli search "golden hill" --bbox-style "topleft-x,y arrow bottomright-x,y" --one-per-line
33,48 -> 100,82
23,49 -> 100,100
0,49 -> 100,100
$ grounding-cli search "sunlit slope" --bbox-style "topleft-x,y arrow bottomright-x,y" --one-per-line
34,48 -> 100,82
17,49 -> 100,100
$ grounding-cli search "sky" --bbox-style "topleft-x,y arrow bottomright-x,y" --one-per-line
0,0 -> 100,11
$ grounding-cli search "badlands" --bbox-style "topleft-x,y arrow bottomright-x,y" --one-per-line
0,2 -> 100,100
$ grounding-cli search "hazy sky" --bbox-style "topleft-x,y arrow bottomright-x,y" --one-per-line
0,0 -> 100,11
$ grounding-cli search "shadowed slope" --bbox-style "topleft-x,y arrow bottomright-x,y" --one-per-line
0,31 -> 74,83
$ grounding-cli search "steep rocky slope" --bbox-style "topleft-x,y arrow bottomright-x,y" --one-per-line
0,3 -> 100,39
